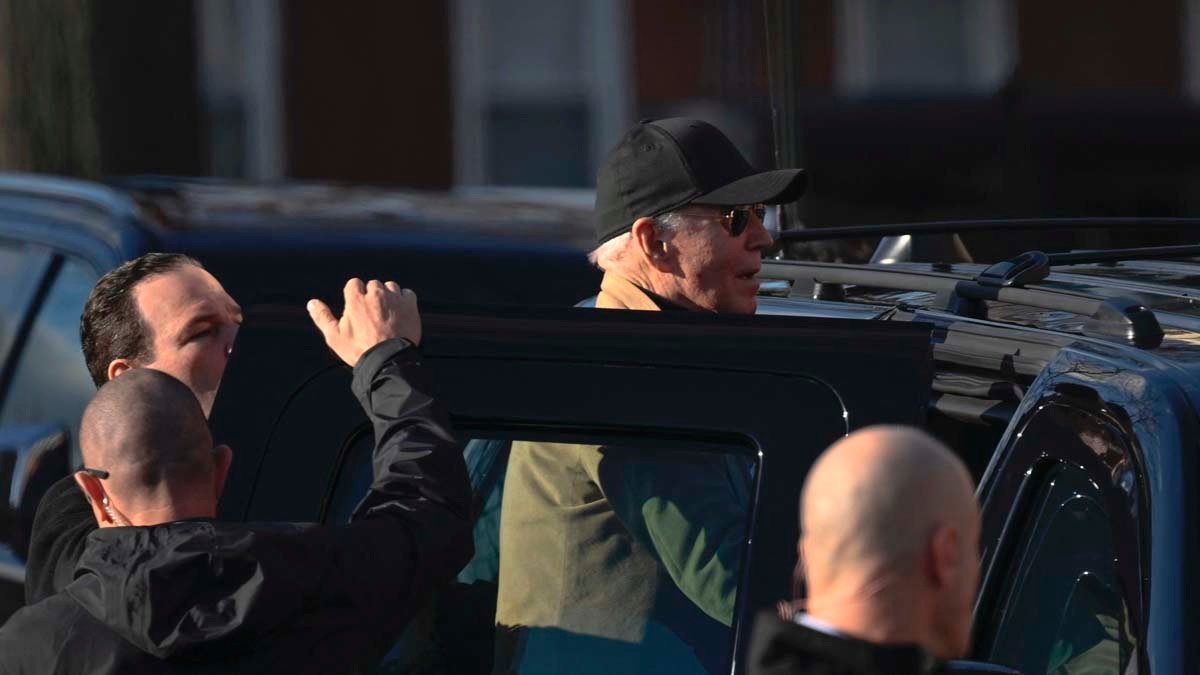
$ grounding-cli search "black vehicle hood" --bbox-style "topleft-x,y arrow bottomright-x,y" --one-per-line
64,520 -> 324,659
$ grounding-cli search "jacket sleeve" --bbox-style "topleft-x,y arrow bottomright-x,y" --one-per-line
330,337 -> 475,625
23,476 -> 96,605
590,447 -> 750,627
61,338 -> 474,664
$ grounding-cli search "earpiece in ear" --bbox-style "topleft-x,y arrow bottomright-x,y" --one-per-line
102,501 -> 128,527
99,494 -> 127,525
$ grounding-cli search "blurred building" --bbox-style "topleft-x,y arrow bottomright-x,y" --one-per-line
83,0 -> 1200,238
767,0 -> 1200,239
90,0 -> 774,190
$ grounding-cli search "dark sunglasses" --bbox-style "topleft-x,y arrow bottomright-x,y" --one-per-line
721,204 -> 768,237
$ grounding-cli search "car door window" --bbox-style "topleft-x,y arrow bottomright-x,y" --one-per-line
0,257 -> 99,465
0,239 -> 53,369
324,425 -> 756,675
981,461 -> 1136,675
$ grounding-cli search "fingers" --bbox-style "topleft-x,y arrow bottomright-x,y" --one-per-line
384,281 -> 401,293
366,279 -> 385,293
306,299 -> 338,338
344,278 -> 366,308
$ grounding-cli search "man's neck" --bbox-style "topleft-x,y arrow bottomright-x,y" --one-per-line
608,267 -> 703,312
805,587 -> 939,654
113,502 -> 216,527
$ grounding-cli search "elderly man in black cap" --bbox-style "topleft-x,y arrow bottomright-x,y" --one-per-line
493,119 -> 805,675
587,117 -> 805,313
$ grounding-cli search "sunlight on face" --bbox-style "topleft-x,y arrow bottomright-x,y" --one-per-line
131,265 -> 242,415
668,205 -> 775,314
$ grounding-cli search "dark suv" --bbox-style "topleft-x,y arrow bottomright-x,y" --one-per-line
1,175 -> 1197,675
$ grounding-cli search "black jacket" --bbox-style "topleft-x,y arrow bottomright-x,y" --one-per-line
23,473 -> 91,606
0,339 -> 474,674
748,611 -> 948,675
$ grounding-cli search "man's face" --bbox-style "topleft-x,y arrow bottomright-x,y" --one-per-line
128,266 -> 242,414
668,205 -> 774,314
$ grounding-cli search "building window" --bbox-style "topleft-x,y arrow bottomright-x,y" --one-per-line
452,0 -> 633,187
834,0 -> 1016,95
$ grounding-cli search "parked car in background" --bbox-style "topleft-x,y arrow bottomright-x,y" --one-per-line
0,173 -> 601,619
2,174 -> 1199,674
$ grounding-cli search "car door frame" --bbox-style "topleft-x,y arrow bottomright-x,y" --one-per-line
0,198 -> 138,412
0,200 -> 136,614
212,304 -> 935,672
973,347 -> 1199,675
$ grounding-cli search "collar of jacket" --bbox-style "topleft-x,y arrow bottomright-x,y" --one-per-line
596,272 -> 697,312
66,520 -> 323,659
596,272 -> 662,311
749,611 -> 947,675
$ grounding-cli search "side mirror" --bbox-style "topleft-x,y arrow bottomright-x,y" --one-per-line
946,661 -> 1022,675
0,424 -> 70,560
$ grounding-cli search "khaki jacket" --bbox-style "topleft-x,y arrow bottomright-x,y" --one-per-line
494,272 -> 750,675
595,272 -> 662,311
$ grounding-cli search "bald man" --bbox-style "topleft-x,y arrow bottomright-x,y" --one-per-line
0,280 -> 474,675
748,425 -> 981,675
70,369 -> 226,528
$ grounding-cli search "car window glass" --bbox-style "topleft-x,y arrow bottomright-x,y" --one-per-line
0,239 -> 50,365
982,462 -> 1136,675
0,258 -> 99,465
0,241 -> 35,313
325,427 -> 756,675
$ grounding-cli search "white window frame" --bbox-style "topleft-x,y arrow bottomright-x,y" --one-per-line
834,0 -> 1016,95
451,0 -> 633,187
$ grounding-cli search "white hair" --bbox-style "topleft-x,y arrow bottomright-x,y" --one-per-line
587,212 -> 692,271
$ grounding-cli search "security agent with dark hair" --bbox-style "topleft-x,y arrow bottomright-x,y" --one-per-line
25,252 -> 243,606
78,251 -> 239,404
0,279 -> 474,675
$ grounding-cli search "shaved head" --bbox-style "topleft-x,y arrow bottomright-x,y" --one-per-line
799,425 -> 980,659
79,368 -> 217,520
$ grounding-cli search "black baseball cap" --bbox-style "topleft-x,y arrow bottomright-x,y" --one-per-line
594,117 -> 806,244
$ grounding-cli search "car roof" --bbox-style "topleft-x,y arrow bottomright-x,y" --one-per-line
0,172 -> 604,310
0,172 -> 596,251
113,176 -> 597,249
5,172 -> 1200,381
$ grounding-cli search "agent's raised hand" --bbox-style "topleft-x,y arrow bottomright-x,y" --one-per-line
307,278 -> 422,366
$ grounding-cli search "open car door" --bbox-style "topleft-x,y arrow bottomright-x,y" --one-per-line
212,305 -> 932,675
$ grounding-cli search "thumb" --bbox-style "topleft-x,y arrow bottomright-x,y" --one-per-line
306,299 -> 338,339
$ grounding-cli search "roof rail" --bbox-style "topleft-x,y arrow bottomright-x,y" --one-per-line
776,217 -> 1200,243
1047,244 -> 1200,266
762,252 -> 1165,349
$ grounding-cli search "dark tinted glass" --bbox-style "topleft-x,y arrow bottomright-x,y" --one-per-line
982,462 -> 1136,675
325,428 -> 756,675
0,258 -> 99,465
0,239 -> 51,367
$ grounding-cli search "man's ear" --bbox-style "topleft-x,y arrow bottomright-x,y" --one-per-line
631,217 -> 672,271
794,535 -> 809,599
107,359 -> 134,381
74,471 -> 115,527
929,524 -> 961,590
212,444 -> 234,501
